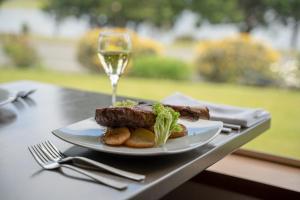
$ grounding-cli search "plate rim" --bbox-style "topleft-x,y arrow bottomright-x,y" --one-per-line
52,118 -> 222,156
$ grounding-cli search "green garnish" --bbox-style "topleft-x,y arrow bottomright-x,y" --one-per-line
114,100 -> 138,107
152,103 -> 182,146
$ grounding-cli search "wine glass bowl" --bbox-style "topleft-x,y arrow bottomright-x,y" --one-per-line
98,32 -> 131,105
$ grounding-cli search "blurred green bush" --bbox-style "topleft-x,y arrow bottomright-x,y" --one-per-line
2,34 -> 39,68
77,28 -> 163,72
128,55 -> 191,80
195,34 -> 280,86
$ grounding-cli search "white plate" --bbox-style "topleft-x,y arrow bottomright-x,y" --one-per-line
52,118 -> 222,156
0,88 -> 11,107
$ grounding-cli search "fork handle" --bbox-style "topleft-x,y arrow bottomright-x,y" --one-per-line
61,164 -> 127,190
0,96 -> 15,107
62,157 -> 145,181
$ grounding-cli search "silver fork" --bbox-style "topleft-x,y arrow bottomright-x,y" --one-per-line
0,89 -> 36,107
39,140 -> 145,181
28,143 -> 128,190
14,89 -> 36,100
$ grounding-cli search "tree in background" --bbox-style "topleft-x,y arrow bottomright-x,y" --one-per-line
44,0 -> 299,49
104,0 -> 187,29
44,0 -> 272,33
43,0 -> 186,28
190,0 -> 270,33
268,0 -> 300,49
231,0 -> 270,33
43,0 -> 104,27
191,0 -> 300,49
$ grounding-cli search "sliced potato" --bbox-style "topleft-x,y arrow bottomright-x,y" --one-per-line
102,127 -> 131,146
169,124 -> 187,139
125,128 -> 155,148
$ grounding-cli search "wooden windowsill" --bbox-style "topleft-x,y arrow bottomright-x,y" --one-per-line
206,150 -> 300,193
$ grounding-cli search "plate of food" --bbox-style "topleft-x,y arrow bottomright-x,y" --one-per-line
52,100 -> 222,156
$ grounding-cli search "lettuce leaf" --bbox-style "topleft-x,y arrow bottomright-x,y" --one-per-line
153,103 -> 181,146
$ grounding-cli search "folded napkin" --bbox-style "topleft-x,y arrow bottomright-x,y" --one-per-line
162,92 -> 270,127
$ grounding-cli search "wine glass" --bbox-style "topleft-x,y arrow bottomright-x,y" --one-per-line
97,32 -> 131,105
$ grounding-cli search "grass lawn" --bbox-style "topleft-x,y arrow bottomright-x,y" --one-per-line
1,68 -> 300,159
1,0 -> 45,9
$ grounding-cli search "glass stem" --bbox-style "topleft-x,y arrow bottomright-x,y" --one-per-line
112,83 -> 117,105
110,74 -> 119,105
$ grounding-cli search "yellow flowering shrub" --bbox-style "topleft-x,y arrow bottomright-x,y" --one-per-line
2,34 -> 40,68
77,28 -> 163,72
195,34 -> 280,85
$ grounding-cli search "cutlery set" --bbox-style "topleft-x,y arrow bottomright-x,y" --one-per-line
29,141 -> 145,190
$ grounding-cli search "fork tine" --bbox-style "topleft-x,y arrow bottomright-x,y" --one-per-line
47,140 -> 65,157
44,141 -> 61,158
41,142 -> 58,159
37,144 -> 53,161
28,146 -> 46,167
32,145 -> 48,162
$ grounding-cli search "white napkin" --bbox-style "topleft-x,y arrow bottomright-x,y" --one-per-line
162,92 -> 270,127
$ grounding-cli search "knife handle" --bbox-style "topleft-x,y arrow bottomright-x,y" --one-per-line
61,156 -> 145,181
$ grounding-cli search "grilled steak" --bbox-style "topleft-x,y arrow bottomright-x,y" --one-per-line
164,104 -> 210,121
95,104 -> 209,128
95,105 -> 155,128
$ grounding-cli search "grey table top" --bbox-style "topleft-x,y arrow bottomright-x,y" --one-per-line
0,80 -> 270,200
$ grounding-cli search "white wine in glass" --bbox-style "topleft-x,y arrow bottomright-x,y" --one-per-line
97,32 -> 131,105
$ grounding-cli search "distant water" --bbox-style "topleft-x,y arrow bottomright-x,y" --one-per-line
0,8 -> 299,50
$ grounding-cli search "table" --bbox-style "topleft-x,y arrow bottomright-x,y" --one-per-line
0,81 -> 270,200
